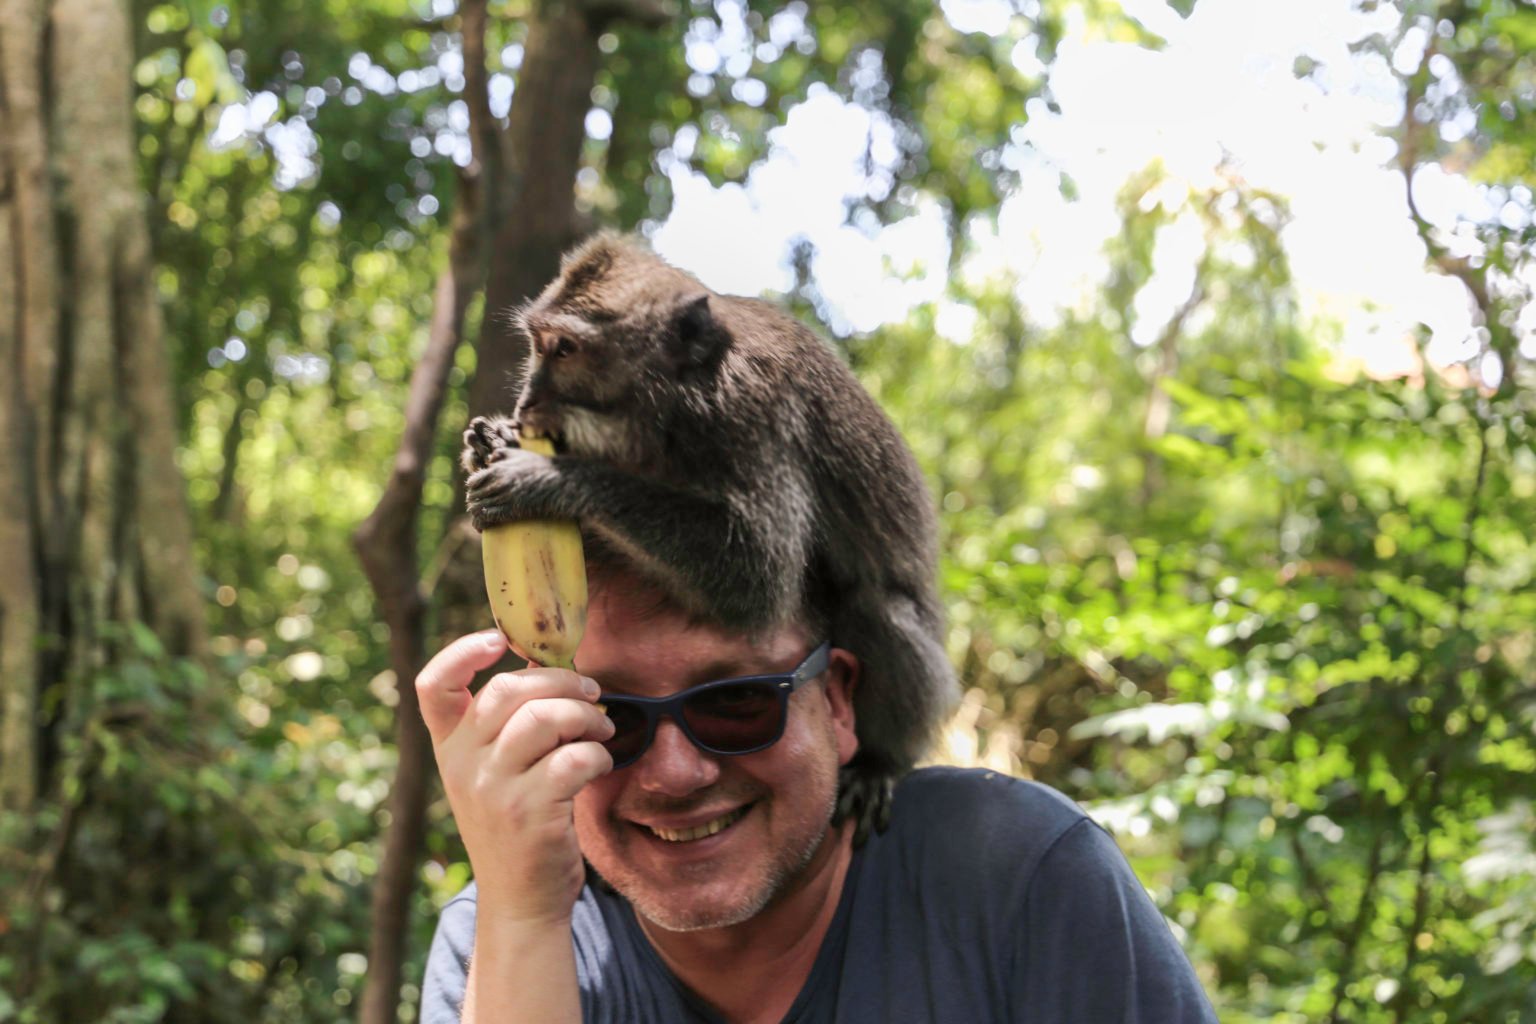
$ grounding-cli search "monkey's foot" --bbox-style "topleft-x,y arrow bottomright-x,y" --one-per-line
835,765 -> 895,849
461,415 -> 521,475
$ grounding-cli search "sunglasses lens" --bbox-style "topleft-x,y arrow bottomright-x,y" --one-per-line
683,682 -> 784,753
602,702 -> 650,766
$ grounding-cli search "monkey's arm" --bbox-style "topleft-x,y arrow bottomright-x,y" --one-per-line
466,447 -> 804,628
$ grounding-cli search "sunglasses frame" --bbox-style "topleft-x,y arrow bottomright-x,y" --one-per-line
599,642 -> 832,770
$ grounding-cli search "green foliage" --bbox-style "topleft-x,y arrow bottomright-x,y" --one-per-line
1,626 -> 378,1022
17,0 -> 1536,1020
862,158 -> 1536,1018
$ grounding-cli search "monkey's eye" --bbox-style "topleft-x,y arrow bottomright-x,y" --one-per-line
549,336 -> 575,359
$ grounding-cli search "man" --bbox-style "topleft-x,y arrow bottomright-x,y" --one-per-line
416,562 -> 1218,1022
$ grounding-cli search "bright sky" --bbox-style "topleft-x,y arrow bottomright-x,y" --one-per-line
651,0 -> 1515,382
206,0 -> 1530,382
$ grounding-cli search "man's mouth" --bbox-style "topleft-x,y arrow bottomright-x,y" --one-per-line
643,805 -> 750,843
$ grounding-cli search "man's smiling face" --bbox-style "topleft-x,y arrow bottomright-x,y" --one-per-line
571,581 -> 859,933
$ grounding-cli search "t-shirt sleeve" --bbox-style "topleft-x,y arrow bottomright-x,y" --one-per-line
1014,817 -> 1217,1023
420,892 -> 475,1024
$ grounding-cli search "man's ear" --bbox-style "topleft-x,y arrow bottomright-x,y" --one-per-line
671,293 -> 730,371
825,647 -> 860,767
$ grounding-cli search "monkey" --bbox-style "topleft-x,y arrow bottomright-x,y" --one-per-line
460,232 -> 957,845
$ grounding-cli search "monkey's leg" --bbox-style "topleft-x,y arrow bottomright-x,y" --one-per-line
835,761 -> 896,848
827,589 -> 957,847
834,591 -> 957,771
466,449 -> 806,628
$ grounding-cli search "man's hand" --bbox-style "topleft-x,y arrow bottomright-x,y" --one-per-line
416,631 -> 614,925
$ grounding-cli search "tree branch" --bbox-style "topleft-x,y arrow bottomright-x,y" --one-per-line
1326,824 -> 1388,1024
355,0 -> 669,1017
353,182 -> 483,1024
1395,33 -> 1516,398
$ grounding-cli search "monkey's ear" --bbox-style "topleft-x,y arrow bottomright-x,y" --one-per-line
671,293 -> 729,370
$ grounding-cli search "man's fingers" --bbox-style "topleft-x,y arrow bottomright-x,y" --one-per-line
468,667 -> 598,746
416,631 -> 507,744
541,740 -> 615,801
489,696 -> 614,774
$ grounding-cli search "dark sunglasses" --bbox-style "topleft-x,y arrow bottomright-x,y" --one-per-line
599,642 -> 831,770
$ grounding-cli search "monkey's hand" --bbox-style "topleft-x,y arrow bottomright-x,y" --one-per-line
464,445 -> 804,629
461,415 -> 523,478
465,444 -> 562,529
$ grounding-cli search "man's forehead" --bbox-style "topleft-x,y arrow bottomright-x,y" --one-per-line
576,627 -> 794,691
579,655 -> 764,696
579,596 -> 806,691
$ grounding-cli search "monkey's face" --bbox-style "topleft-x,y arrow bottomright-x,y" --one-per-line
511,306 -> 652,462
512,288 -> 730,466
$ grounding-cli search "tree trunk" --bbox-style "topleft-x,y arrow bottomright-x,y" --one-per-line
352,64 -> 487,1024
0,0 -> 206,817
464,2 -> 607,422
353,2 -> 668,1020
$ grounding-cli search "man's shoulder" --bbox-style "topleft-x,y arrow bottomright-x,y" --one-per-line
877,767 -> 1099,892
894,765 -> 1087,812
890,767 -> 1092,843
870,770 -> 1219,1022
441,879 -> 479,907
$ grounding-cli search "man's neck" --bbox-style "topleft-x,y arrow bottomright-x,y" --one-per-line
636,823 -> 856,1024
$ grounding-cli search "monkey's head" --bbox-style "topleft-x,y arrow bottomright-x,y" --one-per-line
509,233 -> 732,466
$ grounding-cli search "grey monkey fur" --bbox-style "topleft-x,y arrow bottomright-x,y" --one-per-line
461,232 -> 956,843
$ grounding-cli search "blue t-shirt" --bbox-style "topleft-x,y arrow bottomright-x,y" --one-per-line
421,767 -> 1217,1022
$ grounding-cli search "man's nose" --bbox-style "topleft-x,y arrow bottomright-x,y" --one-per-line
633,718 -> 720,796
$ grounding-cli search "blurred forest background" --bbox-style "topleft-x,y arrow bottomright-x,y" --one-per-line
2,0 -> 1534,1020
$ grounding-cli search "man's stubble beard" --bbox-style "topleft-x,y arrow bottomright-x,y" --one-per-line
626,779 -> 839,934
585,681 -> 850,934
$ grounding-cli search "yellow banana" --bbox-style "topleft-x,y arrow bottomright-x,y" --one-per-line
479,434 -> 587,670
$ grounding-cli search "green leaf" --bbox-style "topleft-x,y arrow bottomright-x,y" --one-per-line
128,621 -> 165,659
1152,432 -> 1230,467
184,36 -> 239,107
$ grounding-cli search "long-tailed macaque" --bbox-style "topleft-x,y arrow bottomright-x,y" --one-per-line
462,233 -> 956,842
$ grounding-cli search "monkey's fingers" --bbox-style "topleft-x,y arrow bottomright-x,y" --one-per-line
836,765 -> 896,849
463,415 -> 523,475
873,776 -> 894,833
462,417 -> 497,474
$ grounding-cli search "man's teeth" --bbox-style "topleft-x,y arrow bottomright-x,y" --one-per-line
647,807 -> 747,843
